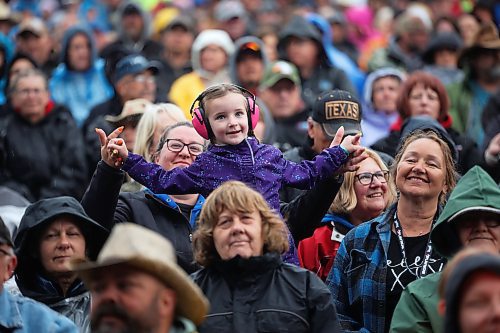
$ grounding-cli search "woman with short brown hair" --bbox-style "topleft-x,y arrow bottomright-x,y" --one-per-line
192,181 -> 341,333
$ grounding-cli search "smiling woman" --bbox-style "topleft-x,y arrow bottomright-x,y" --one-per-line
298,148 -> 396,281
327,130 -> 458,333
8,196 -> 108,333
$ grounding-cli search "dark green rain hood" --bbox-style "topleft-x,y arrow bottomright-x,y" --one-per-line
431,166 -> 500,258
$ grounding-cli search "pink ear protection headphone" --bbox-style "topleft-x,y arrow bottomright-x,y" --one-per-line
190,84 -> 260,140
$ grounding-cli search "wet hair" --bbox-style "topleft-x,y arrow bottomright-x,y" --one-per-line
391,130 -> 458,205
198,83 -> 255,142
396,71 -> 450,123
193,181 -> 289,267
199,84 -> 249,115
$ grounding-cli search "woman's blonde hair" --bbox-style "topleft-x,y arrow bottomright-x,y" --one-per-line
193,181 -> 289,267
391,130 -> 458,205
330,148 -> 396,215
133,103 -> 187,162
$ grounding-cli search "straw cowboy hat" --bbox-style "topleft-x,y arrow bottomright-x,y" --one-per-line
105,98 -> 152,125
71,223 -> 209,325
459,21 -> 500,66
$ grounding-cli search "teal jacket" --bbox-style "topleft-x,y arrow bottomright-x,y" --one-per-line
390,166 -> 500,333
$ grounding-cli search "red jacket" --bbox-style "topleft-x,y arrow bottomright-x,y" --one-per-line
298,224 -> 342,281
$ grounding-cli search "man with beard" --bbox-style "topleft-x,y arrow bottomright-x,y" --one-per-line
447,22 -> 500,148
72,223 -> 209,333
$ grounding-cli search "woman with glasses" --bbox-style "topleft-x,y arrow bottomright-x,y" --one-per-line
327,130 -> 458,333
298,148 -> 396,281
83,121 -> 207,274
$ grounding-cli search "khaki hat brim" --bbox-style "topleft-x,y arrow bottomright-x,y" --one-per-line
72,257 -> 209,325
104,113 -> 143,125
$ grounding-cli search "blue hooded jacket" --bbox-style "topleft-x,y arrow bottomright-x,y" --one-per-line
49,26 -> 114,127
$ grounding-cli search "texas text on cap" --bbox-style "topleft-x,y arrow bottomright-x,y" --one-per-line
312,89 -> 362,137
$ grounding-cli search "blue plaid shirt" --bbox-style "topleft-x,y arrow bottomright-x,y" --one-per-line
327,203 -> 446,333
326,205 -> 395,333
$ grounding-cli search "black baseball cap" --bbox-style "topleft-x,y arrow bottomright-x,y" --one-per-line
312,90 -> 362,137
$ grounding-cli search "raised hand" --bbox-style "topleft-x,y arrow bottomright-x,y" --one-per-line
328,126 -> 367,173
96,126 -> 127,168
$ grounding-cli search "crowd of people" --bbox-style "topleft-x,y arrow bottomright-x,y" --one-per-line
0,0 -> 499,333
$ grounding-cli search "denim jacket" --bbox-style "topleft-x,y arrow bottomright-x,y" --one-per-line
0,288 -> 78,332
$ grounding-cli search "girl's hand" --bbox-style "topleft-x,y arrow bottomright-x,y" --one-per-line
329,126 -> 367,173
96,126 -> 127,169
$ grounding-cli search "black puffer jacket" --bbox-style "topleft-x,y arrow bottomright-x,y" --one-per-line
0,104 -> 88,201
191,252 -> 342,333
81,161 -> 202,274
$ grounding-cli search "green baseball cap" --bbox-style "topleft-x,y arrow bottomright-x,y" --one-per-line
260,60 -> 301,89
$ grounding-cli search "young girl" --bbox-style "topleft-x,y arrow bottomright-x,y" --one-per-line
105,84 -> 365,264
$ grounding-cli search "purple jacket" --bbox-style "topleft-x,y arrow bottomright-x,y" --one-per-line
123,137 -> 348,265
123,137 -> 348,213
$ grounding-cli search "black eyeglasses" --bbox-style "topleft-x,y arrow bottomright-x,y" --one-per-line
355,171 -> 389,185
166,139 -> 204,156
